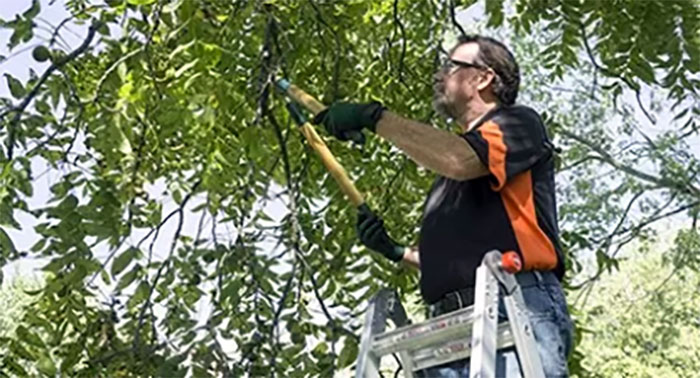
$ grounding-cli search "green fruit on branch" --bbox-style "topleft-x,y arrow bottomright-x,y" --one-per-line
32,46 -> 51,62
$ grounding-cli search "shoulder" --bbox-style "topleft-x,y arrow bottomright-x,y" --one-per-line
490,104 -> 544,127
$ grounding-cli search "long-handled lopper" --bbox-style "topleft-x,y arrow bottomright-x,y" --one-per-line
276,79 -> 366,208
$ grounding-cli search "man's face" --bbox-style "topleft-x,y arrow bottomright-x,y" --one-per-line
433,42 -> 486,121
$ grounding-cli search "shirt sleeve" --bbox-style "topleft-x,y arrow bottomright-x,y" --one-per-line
462,106 -> 550,191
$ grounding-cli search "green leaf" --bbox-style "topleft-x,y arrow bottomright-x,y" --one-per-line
8,20 -> 34,50
128,280 -> 150,308
60,343 -> 82,373
50,181 -> 71,198
485,0 -> 505,27
30,238 -> 45,252
174,59 -> 198,78
631,57 -> 656,84
127,0 -> 156,4
338,337 -> 358,368
0,227 -> 16,257
111,247 -> 139,276
16,325 -> 45,348
22,289 -> 42,298
101,268 -> 111,285
116,264 -> 140,291
57,194 -> 79,211
157,354 -> 188,377
5,358 -> 28,376
10,340 -> 34,360
4,74 -> 25,99
97,22 -> 110,36
37,354 -> 57,377
172,189 -> 183,204
22,0 -> 40,19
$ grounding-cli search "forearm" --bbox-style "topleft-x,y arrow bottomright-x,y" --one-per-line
401,246 -> 420,269
375,111 -> 489,181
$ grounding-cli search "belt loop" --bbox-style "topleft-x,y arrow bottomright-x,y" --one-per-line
533,270 -> 544,289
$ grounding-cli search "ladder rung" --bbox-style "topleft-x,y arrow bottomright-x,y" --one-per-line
369,305 -> 515,369
410,323 -> 514,371
371,306 -> 475,356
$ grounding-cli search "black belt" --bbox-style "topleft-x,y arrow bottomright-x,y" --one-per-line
428,271 -> 560,317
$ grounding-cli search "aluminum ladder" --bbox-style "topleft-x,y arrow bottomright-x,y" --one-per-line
355,250 -> 545,378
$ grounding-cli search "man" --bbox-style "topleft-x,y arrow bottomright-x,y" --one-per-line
314,35 -> 573,377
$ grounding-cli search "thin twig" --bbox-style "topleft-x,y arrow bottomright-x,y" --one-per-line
449,0 -> 467,38
307,0 -> 342,100
578,22 -> 656,125
133,180 -> 202,352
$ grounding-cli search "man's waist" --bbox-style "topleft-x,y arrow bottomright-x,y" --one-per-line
427,270 -> 560,316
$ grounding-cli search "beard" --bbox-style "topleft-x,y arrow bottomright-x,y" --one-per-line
432,86 -> 465,121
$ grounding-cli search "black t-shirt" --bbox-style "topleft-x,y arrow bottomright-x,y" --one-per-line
418,105 -> 564,304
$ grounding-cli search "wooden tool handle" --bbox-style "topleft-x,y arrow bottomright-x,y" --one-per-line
286,84 -> 326,115
299,123 -> 364,206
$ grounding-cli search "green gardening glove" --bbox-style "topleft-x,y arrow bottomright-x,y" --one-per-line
312,101 -> 386,143
356,204 -> 405,262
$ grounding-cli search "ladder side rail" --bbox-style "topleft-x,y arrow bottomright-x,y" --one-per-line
469,263 -> 500,378
484,250 -> 546,378
356,289 -> 391,378
399,350 -> 415,378
387,291 -> 414,378
501,279 -> 545,378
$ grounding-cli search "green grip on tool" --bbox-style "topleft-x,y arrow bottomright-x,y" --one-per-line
276,78 -> 291,92
286,102 -> 307,126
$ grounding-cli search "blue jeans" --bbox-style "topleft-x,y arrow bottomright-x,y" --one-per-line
417,277 -> 573,377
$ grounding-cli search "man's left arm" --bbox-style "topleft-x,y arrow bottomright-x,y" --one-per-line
376,111 -> 489,181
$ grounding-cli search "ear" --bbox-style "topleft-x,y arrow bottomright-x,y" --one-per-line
477,69 -> 496,91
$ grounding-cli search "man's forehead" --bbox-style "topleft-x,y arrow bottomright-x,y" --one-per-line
451,42 -> 479,61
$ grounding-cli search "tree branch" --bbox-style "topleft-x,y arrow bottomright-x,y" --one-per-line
4,21 -> 100,160
449,0 -> 467,38
559,127 -> 700,197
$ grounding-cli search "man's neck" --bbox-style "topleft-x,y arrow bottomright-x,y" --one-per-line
460,102 -> 498,132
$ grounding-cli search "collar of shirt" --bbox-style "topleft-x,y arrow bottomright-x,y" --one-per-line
465,105 -> 501,132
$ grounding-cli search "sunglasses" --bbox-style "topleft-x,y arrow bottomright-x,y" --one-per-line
442,58 -> 489,74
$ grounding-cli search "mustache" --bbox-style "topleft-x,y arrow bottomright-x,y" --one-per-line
433,79 -> 445,94
433,72 -> 443,86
